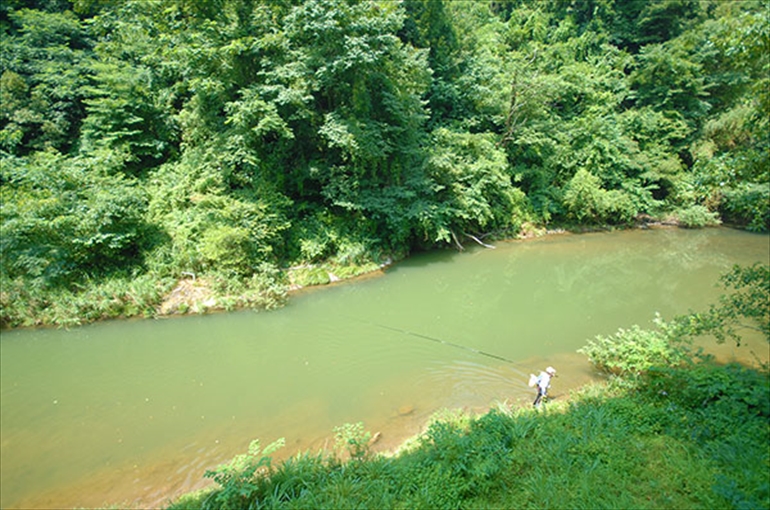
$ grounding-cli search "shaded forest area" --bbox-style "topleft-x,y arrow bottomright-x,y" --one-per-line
1,0 -> 768,328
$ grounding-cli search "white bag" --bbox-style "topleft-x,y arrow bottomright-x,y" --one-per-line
528,374 -> 538,388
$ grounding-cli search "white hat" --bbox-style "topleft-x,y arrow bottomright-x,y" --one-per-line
546,366 -> 556,375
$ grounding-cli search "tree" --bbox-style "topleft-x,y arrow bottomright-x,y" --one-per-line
0,150 -> 149,288
629,42 -> 710,134
678,264 -> 770,345
420,128 -> 529,244
0,8 -> 92,155
79,60 -> 176,171
400,0 -> 462,126
608,0 -> 702,52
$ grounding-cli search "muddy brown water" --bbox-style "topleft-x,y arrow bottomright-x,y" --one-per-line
1,227 -> 768,508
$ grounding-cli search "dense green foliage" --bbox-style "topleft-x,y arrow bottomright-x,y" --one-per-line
578,314 -> 691,377
2,0 -> 768,327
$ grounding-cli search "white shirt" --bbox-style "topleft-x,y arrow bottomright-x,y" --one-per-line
537,371 -> 552,391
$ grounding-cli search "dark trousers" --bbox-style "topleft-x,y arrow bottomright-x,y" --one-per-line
533,388 -> 546,406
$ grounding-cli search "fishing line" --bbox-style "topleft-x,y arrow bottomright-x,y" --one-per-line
352,317 -> 521,366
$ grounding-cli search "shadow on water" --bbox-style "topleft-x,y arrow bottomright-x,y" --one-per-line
1,227 -> 768,509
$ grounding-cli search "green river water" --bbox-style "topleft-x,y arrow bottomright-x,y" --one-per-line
1,227 -> 768,508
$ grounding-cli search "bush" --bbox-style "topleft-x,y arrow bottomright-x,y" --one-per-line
0,272 -> 173,328
333,422 -> 372,461
674,204 -> 722,228
0,151 -> 149,287
578,315 -> 691,377
562,169 -> 639,225
145,151 -> 291,277
422,129 -> 525,243
202,438 -> 285,510
563,168 -> 606,223
721,182 -> 770,232
199,225 -> 252,275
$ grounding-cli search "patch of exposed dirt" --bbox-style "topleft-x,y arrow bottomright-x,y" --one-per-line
158,278 -> 217,315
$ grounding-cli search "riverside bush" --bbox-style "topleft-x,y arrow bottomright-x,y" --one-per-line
562,169 -> 639,225
577,315 -> 692,377
203,438 -> 285,510
0,272 -> 173,328
675,204 -> 722,228
721,182 -> 770,232
333,422 -> 372,461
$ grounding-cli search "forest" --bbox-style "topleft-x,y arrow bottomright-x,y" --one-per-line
1,0 -> 768,328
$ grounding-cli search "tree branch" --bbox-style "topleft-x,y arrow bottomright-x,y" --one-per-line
464,232 -> 495,249
450,230 -> 464,251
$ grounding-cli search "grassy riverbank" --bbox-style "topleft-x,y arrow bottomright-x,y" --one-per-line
0,256 -> 391,329
0,220 -> 722,330
168,360 -> 769,510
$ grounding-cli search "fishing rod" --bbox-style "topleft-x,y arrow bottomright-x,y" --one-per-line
353,317 -> 521,366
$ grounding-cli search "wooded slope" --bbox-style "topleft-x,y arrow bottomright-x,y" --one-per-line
1,0 -> 768,327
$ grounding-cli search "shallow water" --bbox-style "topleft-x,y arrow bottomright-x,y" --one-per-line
1,227 -> 768,508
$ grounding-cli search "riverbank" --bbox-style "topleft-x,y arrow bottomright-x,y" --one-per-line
0,217 -> 704,331
3,204 -> 758,332
150,218 -> 728,320
167,358 -> 769,510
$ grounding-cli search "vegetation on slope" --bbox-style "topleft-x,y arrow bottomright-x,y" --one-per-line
2,0 -> 769,328
168,368 -> 768,510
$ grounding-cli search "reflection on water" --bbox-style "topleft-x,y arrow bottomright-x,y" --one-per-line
1,227 -> 768,508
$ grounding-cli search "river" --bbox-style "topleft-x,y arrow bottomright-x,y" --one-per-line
1,227 -> 768,508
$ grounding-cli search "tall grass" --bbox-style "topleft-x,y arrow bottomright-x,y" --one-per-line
167,362 -> 769,510
0,264 -> 288,329
0,273 -> 176,328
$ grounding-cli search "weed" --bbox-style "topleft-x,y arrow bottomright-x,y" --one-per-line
333,422 -> 372,461
202,438 -> 285,509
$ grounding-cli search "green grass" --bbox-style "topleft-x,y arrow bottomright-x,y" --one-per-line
0,273 -> 177,329
167,361 -> 769,510
0,258 -> 382,329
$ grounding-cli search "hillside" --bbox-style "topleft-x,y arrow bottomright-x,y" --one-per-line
2,0 -> 768,328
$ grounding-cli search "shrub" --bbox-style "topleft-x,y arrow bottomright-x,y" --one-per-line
422,129 -> 524,243
563,168 -> 606,223
675,204 -> 722,228
721,182 -> 770,232
563,169 -> 639,225
0,151 -> 149,287
578,315 -> 691,377
203,438 -> 285,510
290,266 -> 330,286
333,422 -> 372,461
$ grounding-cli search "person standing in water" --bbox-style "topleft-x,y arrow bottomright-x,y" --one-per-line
531,366 -> 557,407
